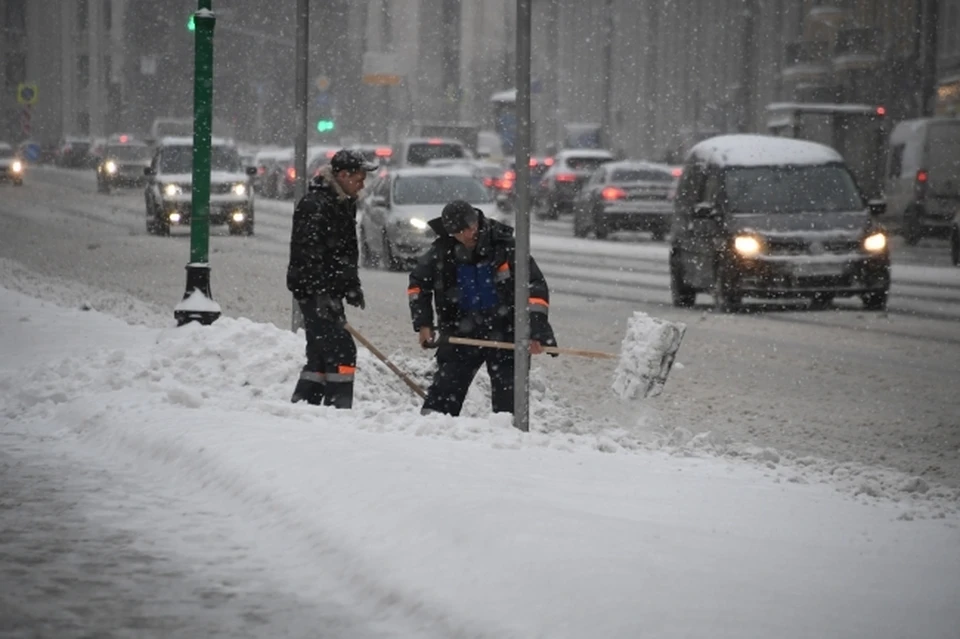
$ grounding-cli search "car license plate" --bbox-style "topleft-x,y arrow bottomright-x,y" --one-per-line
793,262 -> 845,277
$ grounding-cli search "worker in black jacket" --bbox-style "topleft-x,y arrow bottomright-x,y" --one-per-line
287,149 -> 377,408
408,200 -> 558,416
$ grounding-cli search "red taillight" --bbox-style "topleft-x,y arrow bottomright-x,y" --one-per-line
916,169 -> 928,183
556,173 -> 577,182
375,147 -> 392,157
504,170 -> 516,181
325,150 -> 336,158
544,157 -> 554,166
601,186 -> 626,200
119,135 -> 129,143
876,105 -> 886,116
483,177 -> 494,187
427,138 -> 443,145
529,158 -> 538,167
671,167 -> 683,178
286,166 -> 296,180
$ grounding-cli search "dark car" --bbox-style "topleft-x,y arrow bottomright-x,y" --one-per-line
572,160 -> 677,240
96,138 -> 153,192
56,136 -> 93,168
669,134 -> 890,312
0,142 -> 24,186
535,149 -> 615,219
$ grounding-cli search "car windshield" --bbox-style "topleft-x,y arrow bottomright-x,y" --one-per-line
406,143 -> 465,166
0,147 -> 14,159
724,165 -> 864,214
107,145 -> 152,161
393,175 -> 494,205
612,168 -> 673,183
566,156 -> 612,171
159,146 -> 242,173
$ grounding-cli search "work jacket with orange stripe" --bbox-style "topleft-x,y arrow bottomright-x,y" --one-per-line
408,212 -> 557,347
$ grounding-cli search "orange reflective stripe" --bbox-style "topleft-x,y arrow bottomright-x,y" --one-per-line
528,297 -> 549,307
407,287 -> 421,295
497,262 -> 510,272
337,365 -> 357,375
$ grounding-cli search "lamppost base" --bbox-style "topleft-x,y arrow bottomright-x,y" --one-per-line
173,262 -> 222,326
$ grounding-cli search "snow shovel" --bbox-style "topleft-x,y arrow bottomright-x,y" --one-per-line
434,335 -> 617,359
344,323 -> 427,399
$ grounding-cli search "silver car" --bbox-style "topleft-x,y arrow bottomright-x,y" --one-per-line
358,167 -> 510,270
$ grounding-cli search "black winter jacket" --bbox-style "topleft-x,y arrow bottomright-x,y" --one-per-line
407,211 -> 557,346
286,166 -> 361,301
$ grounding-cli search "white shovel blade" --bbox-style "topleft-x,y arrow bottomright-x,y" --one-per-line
612,311 -> 686,400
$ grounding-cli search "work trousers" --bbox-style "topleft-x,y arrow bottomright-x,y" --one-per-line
292,295 -> 357,408
422,341 -> 518,417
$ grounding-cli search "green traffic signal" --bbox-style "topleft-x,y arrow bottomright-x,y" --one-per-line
187,14 -> 195,31
316,119 -> 335,133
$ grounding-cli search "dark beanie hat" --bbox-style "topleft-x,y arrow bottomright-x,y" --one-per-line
441,200 -> 479,234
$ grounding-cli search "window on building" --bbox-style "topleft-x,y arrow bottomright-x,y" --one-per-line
104,0 -> 112,30
104,55 -> 112,86
379,0 -> 392,51
77,0 -> 88,31
5,53 -> 26,88
5,0 -> 26,30
79,55 -> 90,89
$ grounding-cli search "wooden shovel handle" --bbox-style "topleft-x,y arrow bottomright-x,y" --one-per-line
445,336 -> 617,360
344,323 -> 427,399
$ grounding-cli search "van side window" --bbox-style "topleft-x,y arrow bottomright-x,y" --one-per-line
676,163 -> 705,210
888,144 -> 904,178
703,172 -> 722,205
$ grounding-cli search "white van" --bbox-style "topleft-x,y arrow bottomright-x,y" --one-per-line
885,118 -> 960,244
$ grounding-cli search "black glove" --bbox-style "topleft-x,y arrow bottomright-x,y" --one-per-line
344,288 -> 365,310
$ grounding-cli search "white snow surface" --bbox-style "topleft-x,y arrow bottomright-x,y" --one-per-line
2,264 -> 960,638
688,134 -> 844,167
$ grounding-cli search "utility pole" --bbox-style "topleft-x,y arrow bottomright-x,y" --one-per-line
174,0 -> 221,326
291,0 -> 309,332
601,0 -> 615,149
514,0 -> 532,433
916,0 -> 939,116
738,0 -> 759,132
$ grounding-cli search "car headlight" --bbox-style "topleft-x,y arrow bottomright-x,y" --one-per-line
105,161 -> 117,174
11,160 -> 23,173
231,183 -> 247,196
733,235 -> 763,257
163,183 -> 182,197
863,232 -> 887,253
409,217 -> 428,230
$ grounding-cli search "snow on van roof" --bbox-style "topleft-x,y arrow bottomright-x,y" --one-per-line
159,136 -> 233,147
556,148 -> 615,159
688,134 -> 842,167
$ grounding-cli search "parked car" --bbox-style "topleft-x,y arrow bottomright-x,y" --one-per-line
0,142 -> 24,186
56,136 -> 94,168
572,160 -> 676,240
252,147 -> 291,197
669,134 -> 890,312
358,166 -> 509,270
536,149 -> 615,219
96,136 -> 153,192
885,118 -> 960,245
143,136 -> 257,236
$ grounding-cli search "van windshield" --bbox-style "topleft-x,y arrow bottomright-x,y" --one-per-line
406,143 -> 465,166
724,165 -> 863,214
159,146 -> 242,174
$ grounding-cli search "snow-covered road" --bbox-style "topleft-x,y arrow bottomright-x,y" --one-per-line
1,168 -> 959,490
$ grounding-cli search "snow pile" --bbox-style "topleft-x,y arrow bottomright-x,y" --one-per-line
612,311 -> 686,400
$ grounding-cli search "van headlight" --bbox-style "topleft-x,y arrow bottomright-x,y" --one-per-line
11,160 -> 23,173
863,232 -> 887,253
231,183 -> 247,196
409,217 -> 428,230
105,160 -> 118,174
733,235 -> 763,257
163,183 -> 182,197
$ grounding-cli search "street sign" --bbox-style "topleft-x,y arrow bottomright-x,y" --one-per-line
17,83 -> 38,105
362,52 -> 401,86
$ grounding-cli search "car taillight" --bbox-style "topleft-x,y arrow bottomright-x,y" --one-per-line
671,167 -> 683,178
601,186 -> 626,200
529,158 -> 538,167
375,147 -> 392,157
556,173 -> 577,182
483,177 -> 495,187
504,170 -> 516,181
544,157 -> 554,166
325,150 -> 336,158
286,166 -> 296,180
915,169 -> 928,197
257,166 -> 266,175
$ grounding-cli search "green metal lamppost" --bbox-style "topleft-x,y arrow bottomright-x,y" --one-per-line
174,1 -> 221,326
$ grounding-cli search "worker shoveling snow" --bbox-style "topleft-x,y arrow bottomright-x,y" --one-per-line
612,311 -> 686,400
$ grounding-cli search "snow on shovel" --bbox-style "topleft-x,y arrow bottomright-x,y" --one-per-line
612,311 -> 686,400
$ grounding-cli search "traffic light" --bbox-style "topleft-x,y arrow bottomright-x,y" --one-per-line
187,14 -> 195,31
316,119 -> 335,133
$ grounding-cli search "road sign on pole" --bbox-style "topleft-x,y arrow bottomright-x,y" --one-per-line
513,0 -> 532,433
17,83 -> 38,105
174,1 -> 222,326
20,106 -> 32,137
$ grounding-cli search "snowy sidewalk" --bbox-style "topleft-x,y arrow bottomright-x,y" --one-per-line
2,282 -> 959,639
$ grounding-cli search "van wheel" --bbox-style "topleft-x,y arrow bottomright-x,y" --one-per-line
903,207 -> 922,246
951,229 -> 959,266
712,261 -> 741,313
670,252 -> 696,308
862,291 -> 888,311
593,209 -> 609,239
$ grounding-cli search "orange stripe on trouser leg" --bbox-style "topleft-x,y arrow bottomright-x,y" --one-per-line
337,365 -> 356,375
528,297 -> 549,307
407,287 -> 421,295
497,262 -> 509,272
